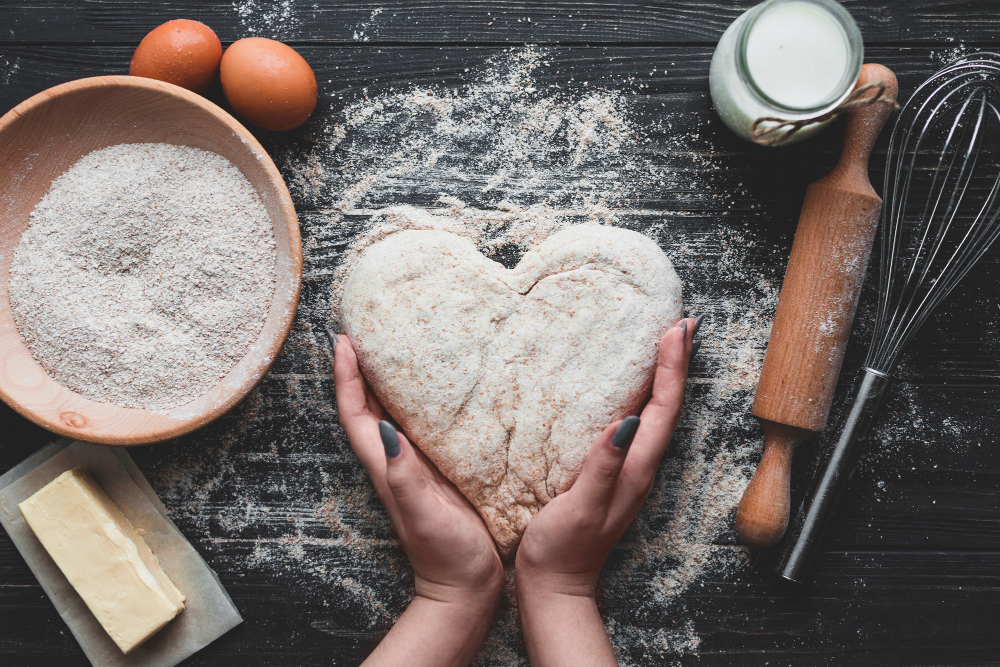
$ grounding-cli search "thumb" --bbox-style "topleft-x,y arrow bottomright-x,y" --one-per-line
379,421 -> 438,524
572,416 -> 641,512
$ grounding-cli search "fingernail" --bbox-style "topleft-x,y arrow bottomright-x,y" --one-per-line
325,327 -> 338,351
612,416 -> 641,450
681,320 -> 688,337
691,341 -> 702,357
379,420 -> 401,458
693,314 -> 704,337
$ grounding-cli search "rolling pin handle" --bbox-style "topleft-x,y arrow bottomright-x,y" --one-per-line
736,420 -> 814,548
832,64 -> 899,183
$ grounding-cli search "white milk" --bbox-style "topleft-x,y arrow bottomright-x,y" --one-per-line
709,0 -> 862,145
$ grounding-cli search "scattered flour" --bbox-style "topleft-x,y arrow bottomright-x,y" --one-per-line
309,47 -> 769,661
149,48 -> 777,664
931,43 -> 971,66
8,143 -> 276,410
1,55 -> 19,86
353,7 -> 384,42
232,0 -> 300,38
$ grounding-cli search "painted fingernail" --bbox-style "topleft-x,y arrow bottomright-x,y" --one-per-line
379,420 -> 401,458
681,320 -> 688,337
693,314 -> 704,337
325,327 -> 338,351
612,416 -> 641,450
691,341 -> 702,358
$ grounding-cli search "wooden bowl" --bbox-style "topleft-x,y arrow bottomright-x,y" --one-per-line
0,76 -> 302,445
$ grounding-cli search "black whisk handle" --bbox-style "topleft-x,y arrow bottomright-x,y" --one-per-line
777,368 -> 892,583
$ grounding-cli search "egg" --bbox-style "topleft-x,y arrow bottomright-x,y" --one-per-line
220,38 -> 318,132
129,20 -> 223,93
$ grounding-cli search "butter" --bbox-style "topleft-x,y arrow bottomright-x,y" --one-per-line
18,468 -> 185,653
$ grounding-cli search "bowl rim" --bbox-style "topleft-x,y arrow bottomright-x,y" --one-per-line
0,75 -> 303,445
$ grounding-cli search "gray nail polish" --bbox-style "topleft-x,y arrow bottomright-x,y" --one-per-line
612,416 -> 641,450
693,314 -> 704,337
325,327 -> 338,351
681,320 -> 688,337
691,341 -> 702,357
379,420 -> 401,458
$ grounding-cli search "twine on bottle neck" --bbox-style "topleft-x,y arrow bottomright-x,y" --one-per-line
750,80 -> 899,147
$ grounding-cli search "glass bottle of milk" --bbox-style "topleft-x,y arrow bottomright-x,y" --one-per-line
710,0 -> 863,146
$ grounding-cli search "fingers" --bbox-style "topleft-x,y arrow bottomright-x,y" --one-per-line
331,332 -> 390,486
579,319 -> 691,524
571,416 -> 641,513
628,320 -> 691,469
607,319 -> 692,517
380,420 -> 441,529
332,333 -> 375,423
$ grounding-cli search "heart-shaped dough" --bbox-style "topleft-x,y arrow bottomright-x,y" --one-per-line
340,224 -> 683,555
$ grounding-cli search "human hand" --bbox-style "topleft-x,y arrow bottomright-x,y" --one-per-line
330,331 -> 503,666
515,317 -> 696,666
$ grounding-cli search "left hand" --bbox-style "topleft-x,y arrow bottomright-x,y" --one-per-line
332,333 -> 504,607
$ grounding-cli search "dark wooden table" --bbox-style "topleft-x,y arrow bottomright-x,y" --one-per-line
2,2 -> 1000,665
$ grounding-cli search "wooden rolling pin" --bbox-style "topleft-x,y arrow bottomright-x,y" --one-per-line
736,64 -> 898,548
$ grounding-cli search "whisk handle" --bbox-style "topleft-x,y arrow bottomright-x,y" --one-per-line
777,368 -> 892,583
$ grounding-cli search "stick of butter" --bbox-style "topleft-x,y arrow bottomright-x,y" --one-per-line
18,467 -> 186,654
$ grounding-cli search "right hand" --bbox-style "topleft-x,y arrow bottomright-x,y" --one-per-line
516,319 -> 694,596
513,321 -> 694,667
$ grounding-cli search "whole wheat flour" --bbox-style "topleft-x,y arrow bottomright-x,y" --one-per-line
340,225 -> 683,554
8,143 -> 277,410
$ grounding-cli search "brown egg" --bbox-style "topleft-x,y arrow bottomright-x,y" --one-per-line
220,38 -> 318,132
129,20 -> 223,93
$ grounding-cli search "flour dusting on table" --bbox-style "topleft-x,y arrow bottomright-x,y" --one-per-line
233,0 -> 300,38
144,48 -> 774,665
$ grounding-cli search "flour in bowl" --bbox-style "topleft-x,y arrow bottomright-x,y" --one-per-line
8,143 -> 277,410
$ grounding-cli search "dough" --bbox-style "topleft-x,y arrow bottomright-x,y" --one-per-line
339,224 -> 683,555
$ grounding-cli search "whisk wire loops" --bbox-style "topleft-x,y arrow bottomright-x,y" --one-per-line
867,53 -> 1000,373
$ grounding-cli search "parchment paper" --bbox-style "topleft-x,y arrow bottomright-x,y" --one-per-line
0,440 -> 243,667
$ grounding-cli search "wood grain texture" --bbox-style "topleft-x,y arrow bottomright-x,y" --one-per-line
0,75 -> 302,444
0,1 -> 995,46
1,5 -> 1000,664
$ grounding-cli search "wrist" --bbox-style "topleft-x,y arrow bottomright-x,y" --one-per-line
414,575 -> 504,618
515,560 -> 599,600
515,576 -> 616,667
406,590 -> 499,659
364,589 -> 500,667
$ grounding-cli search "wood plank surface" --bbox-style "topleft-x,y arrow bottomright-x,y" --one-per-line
0,1 -> 997,45
2,3 -> 1000,665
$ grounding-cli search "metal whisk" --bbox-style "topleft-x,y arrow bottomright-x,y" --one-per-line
779,53 -> 1000,583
